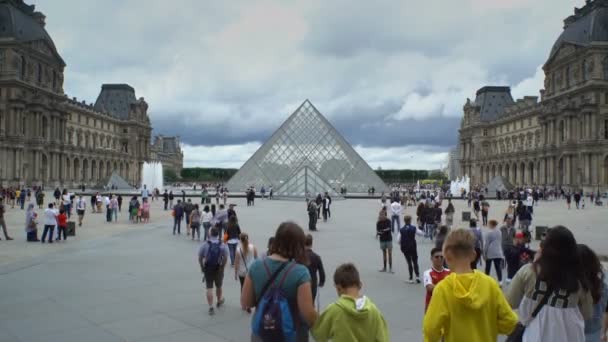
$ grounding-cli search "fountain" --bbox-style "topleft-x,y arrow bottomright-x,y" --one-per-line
450,175 -> 470,197
141,161 -> 164,191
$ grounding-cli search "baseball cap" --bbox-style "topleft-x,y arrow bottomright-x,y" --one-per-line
515,231 -> 525,239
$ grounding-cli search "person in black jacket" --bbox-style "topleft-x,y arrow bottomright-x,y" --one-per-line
305,234 -> 325,301
376,210 -> 393,273
399,215 -> 424,283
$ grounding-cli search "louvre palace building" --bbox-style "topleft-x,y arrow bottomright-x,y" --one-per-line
458,0 -> 608,192
0,0 -> 154,188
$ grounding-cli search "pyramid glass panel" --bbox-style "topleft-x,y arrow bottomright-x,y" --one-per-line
226,100 -> 388,197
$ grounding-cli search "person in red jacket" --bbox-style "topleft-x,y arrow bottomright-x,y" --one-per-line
56,209 -> 68,241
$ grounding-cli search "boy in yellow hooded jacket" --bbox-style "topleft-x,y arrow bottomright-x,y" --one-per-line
423,229 -> 518,342
312,263 -> 389,342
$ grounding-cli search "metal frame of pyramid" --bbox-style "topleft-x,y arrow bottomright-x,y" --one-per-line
274,166 -> 341,200
226,100 -> 388,198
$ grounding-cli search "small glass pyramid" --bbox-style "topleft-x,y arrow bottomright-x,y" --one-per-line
226,100 -> 388,197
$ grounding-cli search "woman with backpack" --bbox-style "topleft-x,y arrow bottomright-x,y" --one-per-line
241,222 -> 317,341
507,226 -> 593,342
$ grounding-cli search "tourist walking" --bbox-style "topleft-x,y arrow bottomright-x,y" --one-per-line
305,234 -> 325,301
0,198 -> 13,240
198,227 -> 229,315
434,225 -> 449,251
41,203 -> 58,244
105,195 -> 112,222
110,195 -> 119,222
169,191 -> 174,209
234,232 -> 258,291
504,231 -> 535,284
311,263 -> 389,342
225,216 -> 241,266
117,194 -> 122,212
444,199 -> 455,227
322,193 -> 331,222
399,215 -> 424,283
481,196 -> 490,226
55,208 -> 68,241
469,219 -> 483,269
189,204 -> 201,241
483,220 -> 504,285
376,210 -> 394,273
307,199 -> 317,231
577,244 -> 608,342
25,203 -> 38,242
35,190 -> 44,209
184,199 -> 194,233
240,222 -> 318,341
202,205 -> 212,241
423,229 -> 518,342
507,226 -> 593,342
390,199 -> 402,233
141,198 -> 150,223
173,200 -> 184,234
423,247 -> 451,312
163,190 -> 168,210
76,195 -> 86,227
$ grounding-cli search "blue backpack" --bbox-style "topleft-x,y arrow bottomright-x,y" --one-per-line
252,261 -> 297,342
204,241 -> 223,271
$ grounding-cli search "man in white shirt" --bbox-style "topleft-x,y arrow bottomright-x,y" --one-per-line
141,185 -> 149,201
390,200 -> 403,233
76,195 -> 86,227
41,203 -> 58,243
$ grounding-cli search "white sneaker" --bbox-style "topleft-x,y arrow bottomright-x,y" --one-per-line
506,278 -> 512,285
407,279 -> 415,284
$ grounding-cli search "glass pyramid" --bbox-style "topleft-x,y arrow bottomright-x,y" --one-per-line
226,100 -> 388,197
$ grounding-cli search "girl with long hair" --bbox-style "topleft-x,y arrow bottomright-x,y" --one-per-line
241,222 -> 317,341
578,244 -> 608,342
234,232 -> 258,290
507,226 -> 593,341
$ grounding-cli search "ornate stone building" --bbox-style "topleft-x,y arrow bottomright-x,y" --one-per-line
0,0 -> 151,188
458,0 -> 608,192
150,135 -> 183,177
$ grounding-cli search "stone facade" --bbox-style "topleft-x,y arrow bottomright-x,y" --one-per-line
458,0 -> 608,192
150,135 -> 183,177
0,0 -> 151,188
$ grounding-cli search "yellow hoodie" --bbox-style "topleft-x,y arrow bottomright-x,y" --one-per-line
422,270 -> 518,342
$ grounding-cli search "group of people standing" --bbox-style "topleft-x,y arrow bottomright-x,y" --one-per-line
307,192 -> 332,231
374,190 -> 608,341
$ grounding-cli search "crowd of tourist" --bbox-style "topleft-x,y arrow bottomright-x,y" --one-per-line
2,183 -> 608,341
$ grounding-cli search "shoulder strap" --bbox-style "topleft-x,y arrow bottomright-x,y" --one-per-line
528,286 -> 553,322
240,247 -> 249,272
256,260 -> 289,306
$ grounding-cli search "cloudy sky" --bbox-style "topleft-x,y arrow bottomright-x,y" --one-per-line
36,0 -> 575,169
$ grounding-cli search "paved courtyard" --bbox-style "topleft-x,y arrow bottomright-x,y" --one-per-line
0,194 -> 606,341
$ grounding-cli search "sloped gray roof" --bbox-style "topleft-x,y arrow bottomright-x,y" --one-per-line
474,86 -> 514,122
548,1 -> 608,63
94,84 -> 136,120
0,0 -> 64,64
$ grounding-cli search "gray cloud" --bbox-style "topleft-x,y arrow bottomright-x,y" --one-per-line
33,0 -> 576,168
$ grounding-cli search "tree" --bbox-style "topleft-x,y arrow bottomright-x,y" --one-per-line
164,169 -> 178,182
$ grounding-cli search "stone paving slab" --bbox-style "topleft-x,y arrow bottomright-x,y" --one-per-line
0,196 -> 606,341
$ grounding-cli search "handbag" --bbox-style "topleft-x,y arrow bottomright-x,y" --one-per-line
506,286 -> 553,342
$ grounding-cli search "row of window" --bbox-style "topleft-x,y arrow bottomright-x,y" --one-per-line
551,56 -> 608,93
19,56 -> 58,90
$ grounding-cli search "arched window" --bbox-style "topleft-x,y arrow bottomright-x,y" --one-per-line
20,56 -> 26,79
37,63 -> 42,83
566,65 -> 571,87
559,120 -> 565,142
